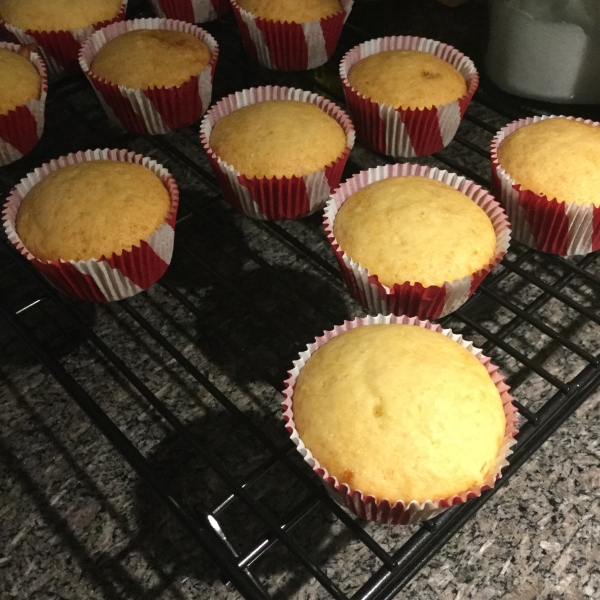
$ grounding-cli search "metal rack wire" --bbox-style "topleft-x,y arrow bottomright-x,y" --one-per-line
2,3 -> 600,599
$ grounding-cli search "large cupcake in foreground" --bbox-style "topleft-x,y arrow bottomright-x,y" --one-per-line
283,315 -> 518,525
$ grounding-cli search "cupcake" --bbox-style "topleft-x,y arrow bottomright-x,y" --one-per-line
149,0 -> 231,23
491,115 -> 600,256
0,42 -> 47,166
340,36 -> 478,157
2,148 -> 179,302
283,314 -> 518,525
0,0 -> 127,74
324,163 -> 510,319
79,18 -> 218,135
231,0 -> 353,71
200,86 -> 355,220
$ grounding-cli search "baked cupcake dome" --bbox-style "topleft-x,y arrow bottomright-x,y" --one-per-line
200,86 -> 355,220
0,47 -> 41,115
208,99 -> 347,179
2,148 -> 179,302
16,161 -> 171,262
347,49 -> 467,110
231,0 -> 352,71
497,117 -> 600,207
491,115 -> 600,256
90,29 -> 211,89
80,18 -> 219,135
0,0 -> 126,74
333,176 -> 497,288
324,163 -> 511,319
0,42 -> 47,166
283,315 -> 517,525
0,0 -> 122,31
340,36 -> 478,157
235,0 -> 342,22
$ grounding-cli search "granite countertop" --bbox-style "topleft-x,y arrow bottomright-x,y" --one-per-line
1,1 -> 600,599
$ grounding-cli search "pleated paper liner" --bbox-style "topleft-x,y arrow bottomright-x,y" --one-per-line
230,0 -> 353,71
324,163 -> 511,319
200,86 -> 355,220
79,18 -> 219,136
2,149 -> 180,303
0,0 -> 127,75
340,35 -> 479,158
491,115 -> 600,256
282,314 -> 518,525
149,0 -> 231,23
0,43 -> 48,166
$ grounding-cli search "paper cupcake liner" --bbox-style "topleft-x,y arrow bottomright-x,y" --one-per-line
340,36 -> 479,157
0,1 -> 127,75
231,0 -> 353,71
149,0 -> 231,22
2,148 -> 179,302
0,43 -> 48,166
79,18 -> 219,136
324,163 -> 511,319
200,86 -> 355,220
491,115 -> 600,256
282,314 -> 518,525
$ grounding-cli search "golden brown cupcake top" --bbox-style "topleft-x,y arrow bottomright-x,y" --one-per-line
0,0 -> 122,32
347,49 -> 467,110
0,48 -> 41,115
90,29 -> 211,90
16,161 -> 171,262
236,0 -> 342,22
333,176 -> 497,288
497,117 -> 600,207
209,99 -> 347,179
293,324 -> 506,503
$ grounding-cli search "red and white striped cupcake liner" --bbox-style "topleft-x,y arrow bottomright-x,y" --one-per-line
324,163 -> 511,319
2,148 -> 179,303
231,0 -> 353,71
340,36 -> 479,157
79,18 -> 219,136
0,43 -> 48,166
0,0 -> 127,75
283,314 -> 518,525
149,0 -> 231,23
491,115 -> 600,256
200,86 -> 355,220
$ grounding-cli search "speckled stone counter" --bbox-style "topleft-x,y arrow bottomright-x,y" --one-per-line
1,1 -> 600,599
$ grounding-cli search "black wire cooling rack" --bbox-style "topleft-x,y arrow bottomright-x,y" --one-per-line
3,2 -> 600,599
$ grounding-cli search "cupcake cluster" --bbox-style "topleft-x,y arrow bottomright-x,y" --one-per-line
4,0 -> 593,528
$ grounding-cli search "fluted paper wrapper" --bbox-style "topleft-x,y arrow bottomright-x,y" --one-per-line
0,43 -> 47,166
149,0 -> 231,22
200,86 -> 355,220
282,314 -> 518,525
0,1 -> 127,75
2,149 -> 179,302
491,115 -> 600,256
340,36 -> 478,157
324,164 -> 511,319
231,0 -> 353,71
80,18 -> 219,135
